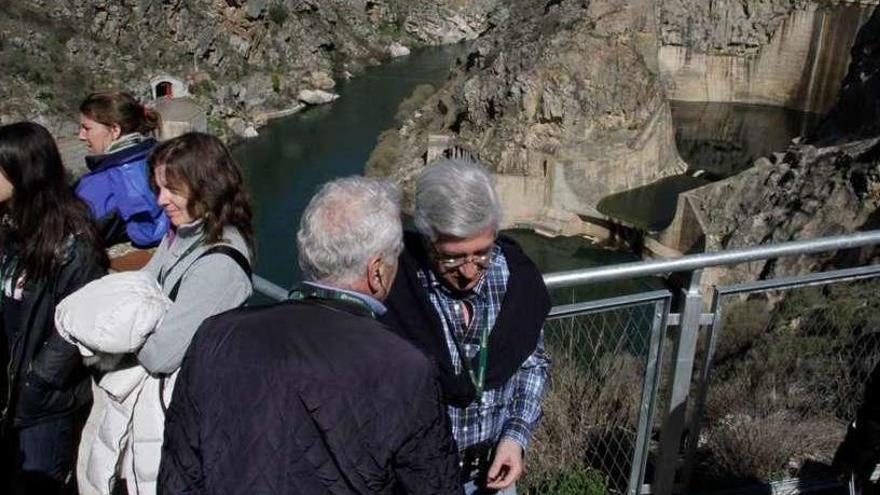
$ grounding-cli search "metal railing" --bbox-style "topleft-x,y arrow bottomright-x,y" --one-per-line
252,229 -> 880,495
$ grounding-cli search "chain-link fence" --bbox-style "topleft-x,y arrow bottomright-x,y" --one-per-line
685,275 -> 880,492
522,292 -> 670,494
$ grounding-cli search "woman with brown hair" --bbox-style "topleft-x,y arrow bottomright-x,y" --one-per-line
139,131 -> 253,373
75,91 -> 169,247
0,122 -> 108,494
88,132 -> 254,494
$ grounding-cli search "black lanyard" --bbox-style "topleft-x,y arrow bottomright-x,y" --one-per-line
158,237 -> 204,288
289,284 -> 378,320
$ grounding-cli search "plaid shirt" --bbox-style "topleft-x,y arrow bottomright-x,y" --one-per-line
418,245 -> 549,451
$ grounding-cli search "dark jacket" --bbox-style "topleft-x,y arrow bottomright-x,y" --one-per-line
159,297 -> 462,495
0,235 -> 107,429
834,359 -> 880,484
380,233 -> 551,408
75,138 -> 169,247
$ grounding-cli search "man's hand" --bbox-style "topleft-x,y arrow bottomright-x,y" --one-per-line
485,439 -> 523,489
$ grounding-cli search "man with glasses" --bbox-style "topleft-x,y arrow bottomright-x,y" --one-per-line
382,158 -> 551,494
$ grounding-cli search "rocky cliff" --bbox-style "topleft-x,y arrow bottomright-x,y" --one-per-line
0,0 -> 494,139
367,0 -> 687,229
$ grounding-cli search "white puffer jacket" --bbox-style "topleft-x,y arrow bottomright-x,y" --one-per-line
55,271 -> 172,495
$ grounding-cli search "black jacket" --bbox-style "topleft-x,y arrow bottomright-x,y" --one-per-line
159,297 -> 462,495
0,236 -> 107,428
834,359 -> 880,483
380,233 -> 551,408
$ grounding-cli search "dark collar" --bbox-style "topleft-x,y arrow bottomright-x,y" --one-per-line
84,138 -> 156,173
290,283 -> 379,319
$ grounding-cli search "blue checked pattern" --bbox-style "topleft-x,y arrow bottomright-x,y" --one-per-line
418,245 -> 549,451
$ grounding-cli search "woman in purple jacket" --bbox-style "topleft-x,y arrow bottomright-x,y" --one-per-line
75,92 -> 169,248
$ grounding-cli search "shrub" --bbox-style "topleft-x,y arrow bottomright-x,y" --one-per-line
523,320 -> 646,493
268,3 -> 289,26
526,463 -> 609,495
395,83 -> 435,122
365,129 -> 402,178
692,279 -> 880,488
190,79 -> 217,97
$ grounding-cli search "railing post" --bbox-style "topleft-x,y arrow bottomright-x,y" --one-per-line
654,269 -> 704,495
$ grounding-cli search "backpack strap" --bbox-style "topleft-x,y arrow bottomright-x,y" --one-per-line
167,244 -> 252,302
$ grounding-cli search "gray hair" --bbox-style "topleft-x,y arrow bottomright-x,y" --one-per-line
297,176 -> 403,285
413,157 -> 502,240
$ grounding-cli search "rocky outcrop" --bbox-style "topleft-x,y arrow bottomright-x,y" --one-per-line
0,0 -> 495,139
677,139 -> 880,282
297,89 -> 339,105
367,0 -> 686,228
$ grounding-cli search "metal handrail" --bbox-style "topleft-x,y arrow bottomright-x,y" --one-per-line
253,275 -> 289,301
252,230 -> 880,300
543,229 -> 880,289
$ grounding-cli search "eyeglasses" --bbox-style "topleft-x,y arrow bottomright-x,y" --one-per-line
432,249 -> 493,271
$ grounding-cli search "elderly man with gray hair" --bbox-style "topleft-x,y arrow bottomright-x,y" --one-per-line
158,176 -> 461,494
381,158 -> 551,494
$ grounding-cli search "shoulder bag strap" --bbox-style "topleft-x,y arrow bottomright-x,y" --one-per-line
167,244 -> 252,302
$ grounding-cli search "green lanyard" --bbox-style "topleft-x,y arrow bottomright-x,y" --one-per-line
449,301 -> 491,398
289,284 -> 377,320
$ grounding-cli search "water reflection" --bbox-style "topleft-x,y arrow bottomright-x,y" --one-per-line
598,101 -> 822,231
671,101 -> 823,179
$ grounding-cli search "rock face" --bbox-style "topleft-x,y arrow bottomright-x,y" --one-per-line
0,0 -> 495,139
367,0 -> 686,228
814,5 -> 880,144
660,0 -> 811,55
658,1 -> 876,113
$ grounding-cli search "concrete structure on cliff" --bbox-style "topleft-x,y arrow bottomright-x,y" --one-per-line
659,1 -> 878,114
151,97 -> 207,141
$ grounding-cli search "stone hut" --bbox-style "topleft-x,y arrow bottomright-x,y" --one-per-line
149,75 -> 189,100
151,97 -> 207,141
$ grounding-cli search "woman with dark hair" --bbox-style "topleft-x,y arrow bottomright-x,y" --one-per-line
75,91 -> 169,248
0,122 -> 108,494
92,132 -> 253,495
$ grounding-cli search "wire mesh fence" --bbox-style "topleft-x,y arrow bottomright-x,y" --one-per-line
687,277 -> 880,492
522,294 -> 668,494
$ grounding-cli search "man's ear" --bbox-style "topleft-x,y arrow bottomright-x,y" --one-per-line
366,256 -> 385,297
